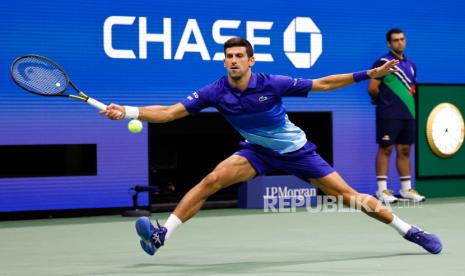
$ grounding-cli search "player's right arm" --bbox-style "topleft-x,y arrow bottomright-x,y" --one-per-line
101,81 -> 216,122
139,103 -> 189,122
100,103 -> 189,123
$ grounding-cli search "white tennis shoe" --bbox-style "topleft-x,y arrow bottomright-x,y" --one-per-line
399,189 -> 426,202
376,189 -> 398,203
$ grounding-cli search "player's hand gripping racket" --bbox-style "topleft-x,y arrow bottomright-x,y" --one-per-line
10,55 -> 115,112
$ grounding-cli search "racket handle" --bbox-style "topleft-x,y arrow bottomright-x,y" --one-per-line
87,97 -> 107,110
87,97 -> 123,118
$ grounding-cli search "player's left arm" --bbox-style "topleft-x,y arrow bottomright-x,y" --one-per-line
311,59 -> 399,92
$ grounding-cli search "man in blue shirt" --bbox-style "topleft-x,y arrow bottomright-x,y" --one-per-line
368,29 -> 425,203
101,37 -> 441,256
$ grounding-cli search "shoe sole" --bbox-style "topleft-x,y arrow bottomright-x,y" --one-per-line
135,217 -> 156,255
135,217 -> 153,241
139,239 -> 155,255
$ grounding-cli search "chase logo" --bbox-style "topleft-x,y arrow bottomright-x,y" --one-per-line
103,16 -> 322,69
284,17 -> 323,69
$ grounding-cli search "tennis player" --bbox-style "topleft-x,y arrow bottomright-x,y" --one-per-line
100,37 -> 442,255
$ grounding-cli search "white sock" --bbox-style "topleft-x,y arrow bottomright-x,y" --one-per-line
377,176 -> 388,192
389,215 -> 411,236
400,176 -> 412,191
163,214 -> 183,240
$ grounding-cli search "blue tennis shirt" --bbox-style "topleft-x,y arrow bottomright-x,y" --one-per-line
181,73 -> 314,153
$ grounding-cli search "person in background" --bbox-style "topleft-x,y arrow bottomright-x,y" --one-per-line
368,28 -> 426,203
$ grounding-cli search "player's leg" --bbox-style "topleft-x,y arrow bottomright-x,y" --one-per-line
276,144 -> 392,222
376,118 -> 399,203
310,172 -> 442,254
173,154 -> 256,222
135,154 -> 257,255
311,171 -> 393,223
396,119 -> 425,201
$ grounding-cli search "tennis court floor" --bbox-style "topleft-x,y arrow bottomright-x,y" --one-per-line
1,197 -> 464,276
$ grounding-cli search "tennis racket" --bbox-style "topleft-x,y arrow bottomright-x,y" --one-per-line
10,54 -> 112,112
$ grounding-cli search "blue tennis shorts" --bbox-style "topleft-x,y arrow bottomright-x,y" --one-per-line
235,141 -> 334,180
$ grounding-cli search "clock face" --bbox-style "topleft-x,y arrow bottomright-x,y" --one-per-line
426,103 -> 465,158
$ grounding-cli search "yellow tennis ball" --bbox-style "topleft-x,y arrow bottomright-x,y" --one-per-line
128,119 -> 143,133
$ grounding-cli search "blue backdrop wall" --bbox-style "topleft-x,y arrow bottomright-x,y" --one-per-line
1,0 -> 464,211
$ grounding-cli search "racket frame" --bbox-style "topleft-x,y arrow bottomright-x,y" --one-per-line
10,54 -> 107,110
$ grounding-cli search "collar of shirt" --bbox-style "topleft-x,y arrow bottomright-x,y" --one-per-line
223,72 -> 258,94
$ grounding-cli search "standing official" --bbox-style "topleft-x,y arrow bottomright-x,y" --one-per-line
368,29 -> 425,203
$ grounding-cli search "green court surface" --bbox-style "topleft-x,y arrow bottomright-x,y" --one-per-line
1,197 -> 464,276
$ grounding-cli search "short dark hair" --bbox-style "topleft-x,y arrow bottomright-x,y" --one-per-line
224,37 -> 254,58
386,28 -> 404,42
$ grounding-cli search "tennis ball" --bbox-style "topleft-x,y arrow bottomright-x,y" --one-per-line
128,119 -> 143,133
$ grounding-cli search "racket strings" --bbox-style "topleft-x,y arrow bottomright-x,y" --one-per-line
11,57 -> 68,95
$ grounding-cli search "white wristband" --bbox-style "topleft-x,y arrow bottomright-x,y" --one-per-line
124,106 -> 139,119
